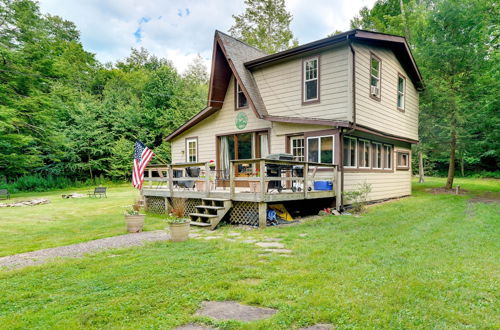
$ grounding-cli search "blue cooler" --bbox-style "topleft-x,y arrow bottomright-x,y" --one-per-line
313,181 -> 333,191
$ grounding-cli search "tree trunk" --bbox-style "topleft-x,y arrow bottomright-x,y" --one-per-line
418,150 -> 425,183
460,153 -> 465,177
445,126 -> 457,189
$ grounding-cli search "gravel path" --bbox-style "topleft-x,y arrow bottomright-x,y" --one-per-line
0,230 -> 170,270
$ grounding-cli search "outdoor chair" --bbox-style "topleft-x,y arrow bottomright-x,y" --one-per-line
88,187 -> 107,198
0,189 -> 10,200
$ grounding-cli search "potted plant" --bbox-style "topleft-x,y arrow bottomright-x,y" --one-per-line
208,160 -> 216,170
125,200 -> 145,233
166,198 -> 190,242
195,175 -> 206,191
248,170 -> 268,193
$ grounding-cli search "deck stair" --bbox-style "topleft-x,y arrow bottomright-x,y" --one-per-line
189,198 -> 232,230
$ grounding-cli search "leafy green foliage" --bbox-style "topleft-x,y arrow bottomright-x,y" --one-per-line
0,0 -> 208,185
229,0 -> 298,53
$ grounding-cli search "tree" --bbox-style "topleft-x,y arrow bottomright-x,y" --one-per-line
229,0 -> 298,54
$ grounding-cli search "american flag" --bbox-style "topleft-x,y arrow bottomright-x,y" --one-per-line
133,140 -> 155,189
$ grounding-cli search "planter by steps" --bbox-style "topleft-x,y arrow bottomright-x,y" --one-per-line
125,214 -> 145,233
167,220 -> 190,242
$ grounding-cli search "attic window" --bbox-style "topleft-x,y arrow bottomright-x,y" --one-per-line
236,81 -> 248,109
303,57 -> 319,103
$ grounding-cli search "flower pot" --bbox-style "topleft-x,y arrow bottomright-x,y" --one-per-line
248,180 -> 268,193
169,221 -> 190,242
195,180 -> 206,192
125,214 -> 145,233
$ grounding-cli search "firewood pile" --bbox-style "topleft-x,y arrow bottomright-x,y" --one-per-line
0,199 -> 50,208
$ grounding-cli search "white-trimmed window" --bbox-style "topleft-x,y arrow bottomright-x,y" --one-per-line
307,135 -> 334,163
186,138 -> 197,162
397,151 -> 410,169
343,136 -> 357,168
359,139 -> 371,168
290,136 -> 305,161
383,144 -> 393,170
236,82 -> 248,109
303,57 -> 319,102
373,142 -> 383,169
370,54 -> 381,99
397,75 -> 405,110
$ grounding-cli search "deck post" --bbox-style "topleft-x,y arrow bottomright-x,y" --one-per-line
229,161 -> 235,199
204,162 -> 210,194
167,165 -> 174,196
258,202 -> 267,228
304,163 -> 309,199
148,169 -> 152,188
335,165 -> 342,210
259,159 -> 266,202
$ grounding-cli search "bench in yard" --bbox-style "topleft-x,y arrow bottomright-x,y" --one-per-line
88,187 -> 107,198
0,189 -> 10,200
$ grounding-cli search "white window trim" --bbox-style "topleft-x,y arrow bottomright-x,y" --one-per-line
306,135 -> 335,164
185,138 -> 197,163
397,75 -> 405,110
303,57 -> 319,102
383,144 -> 393,170
372,142 -> 383,169
359,139 -> 371,169
397,151 -> 410,169
290,136 -> 305,162
343,136 -> 357,168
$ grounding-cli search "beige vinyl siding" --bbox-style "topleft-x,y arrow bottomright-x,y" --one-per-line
170,75 -> 271,163
343,144 -> 412,202
353,42 -> 419,141
252,45 -> 350,121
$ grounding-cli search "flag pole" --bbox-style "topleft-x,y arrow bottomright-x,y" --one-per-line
152,153 -> 169,165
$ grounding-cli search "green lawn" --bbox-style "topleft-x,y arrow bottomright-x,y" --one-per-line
0,178 -> 498,329
0,185 -> 165,257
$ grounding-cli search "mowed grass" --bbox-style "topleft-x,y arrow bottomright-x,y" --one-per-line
0,185 -> 165,257
0,177 -> 498,328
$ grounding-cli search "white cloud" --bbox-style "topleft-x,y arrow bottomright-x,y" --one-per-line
38,0 -> 375,73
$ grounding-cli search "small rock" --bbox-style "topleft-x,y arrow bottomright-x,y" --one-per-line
196,301 -> 276,321
256,242 -> 285,249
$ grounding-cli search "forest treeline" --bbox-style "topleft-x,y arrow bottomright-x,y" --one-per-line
0,0 -> 498,192
0,0 -> 207,187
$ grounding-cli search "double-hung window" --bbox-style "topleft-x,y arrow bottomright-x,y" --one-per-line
290,136 -> 305,161
370,54 -> 381,99
303,57 -> 319,102
186,138 -> 197,162
359,139 -> 371,168
383,144 -> 393,170
343,136 -> 357,168
372,142 -> 383,169
397,74 -> 406,110
307,135 -> 333,163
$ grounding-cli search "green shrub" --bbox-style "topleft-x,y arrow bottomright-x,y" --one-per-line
343,182 -> 372,214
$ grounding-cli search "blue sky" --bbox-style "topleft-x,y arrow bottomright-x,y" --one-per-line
38,0 -> 376,73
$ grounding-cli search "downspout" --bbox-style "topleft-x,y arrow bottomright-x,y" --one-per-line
340,36 -> 357,209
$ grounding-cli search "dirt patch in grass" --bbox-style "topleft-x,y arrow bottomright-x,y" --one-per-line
196,301 -> 276,321
300,324 -> 335,330
468,192 -> 500,204
428,187 -> 469,195
237,278 -> 263,285
175,324 -> 213,330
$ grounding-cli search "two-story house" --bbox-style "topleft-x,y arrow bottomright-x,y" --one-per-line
143,29 -> 423,228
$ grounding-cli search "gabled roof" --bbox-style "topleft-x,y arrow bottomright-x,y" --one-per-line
245,29 -> 424,91
166,29 -> 424,142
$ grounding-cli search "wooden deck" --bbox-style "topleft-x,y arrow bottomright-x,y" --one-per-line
142,158 -> 340,204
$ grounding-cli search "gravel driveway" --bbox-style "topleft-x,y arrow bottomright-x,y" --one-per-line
0,230 -> 170,270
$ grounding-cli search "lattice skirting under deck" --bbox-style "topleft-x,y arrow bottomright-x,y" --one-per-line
145,196 -> 166,214
228,201 -> 259,226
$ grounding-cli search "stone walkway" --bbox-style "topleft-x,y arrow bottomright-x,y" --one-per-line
0,230 -> 170,270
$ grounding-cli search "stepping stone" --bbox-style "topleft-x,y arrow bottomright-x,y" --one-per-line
300,324 -> 334,330
203,236 -> 219,240
196,301 -> 276,322
225,238 -> 236,242
255,242 -> 285,249
175,324 -> 213,330
228,232 -> 241,237
299,233 -> 307,237
189,233 -> 201,238
263,248 -> 292,254
241,239 -> 257,243
263,237 -> 283,242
